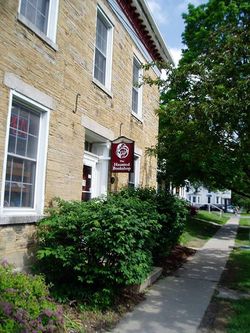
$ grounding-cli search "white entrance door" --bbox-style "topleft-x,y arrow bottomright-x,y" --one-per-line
82,153 -> 98,201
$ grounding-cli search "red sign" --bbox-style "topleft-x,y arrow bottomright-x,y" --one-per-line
111,137 -> 134,173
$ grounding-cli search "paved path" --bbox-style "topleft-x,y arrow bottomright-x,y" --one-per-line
108,216 -> 239,333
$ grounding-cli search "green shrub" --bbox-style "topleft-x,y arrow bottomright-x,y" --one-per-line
35,188 -> 188,308
0,260 -> 64,333
35,194 -> 160,307
117,187 -> 188,257
155,190 -> 188,257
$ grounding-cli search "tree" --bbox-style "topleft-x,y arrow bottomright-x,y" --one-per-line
155,0 -> 250,198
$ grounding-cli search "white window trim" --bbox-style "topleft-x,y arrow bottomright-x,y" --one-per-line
128,154 -> 141,188
131,55 -> 143,121
83,152 -> 99,200
93,5 -> 114,92
17,0 -> 59,49
0,91 -> 50,218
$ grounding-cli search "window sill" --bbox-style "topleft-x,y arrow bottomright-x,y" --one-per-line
131,112 -> 143,123
92,78 -> 113,98
17,14 -> 58,51
0,214 -> 43,226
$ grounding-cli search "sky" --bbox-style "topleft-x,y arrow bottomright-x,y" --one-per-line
146,0 -> 207,65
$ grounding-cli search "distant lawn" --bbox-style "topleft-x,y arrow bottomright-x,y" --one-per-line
226,250 -> 250,292
180,217 -> 221,248
228,299 -> 250,333
239,217 -> 250,227
220,226 -> 250,332
195,210 -> 230,225
236,228 -> 250,247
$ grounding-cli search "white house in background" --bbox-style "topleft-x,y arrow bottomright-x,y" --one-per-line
172,184 -> 231,208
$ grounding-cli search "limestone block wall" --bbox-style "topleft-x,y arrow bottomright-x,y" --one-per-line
0,0 -> 160,268
0,223 -> 36,271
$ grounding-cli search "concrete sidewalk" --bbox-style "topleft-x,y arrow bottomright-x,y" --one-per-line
108,216 -> 239,333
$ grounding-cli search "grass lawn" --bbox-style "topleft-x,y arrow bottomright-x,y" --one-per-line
239,217 -> 250,226
225,249 -> 250,291
180,217 -> 221,248
200,223 -> 250,333
226,259 -> 250,333
235,228 -> 250,247
217,226 -> 250,333
227,299 -> 250,333
195,210 -> 231,225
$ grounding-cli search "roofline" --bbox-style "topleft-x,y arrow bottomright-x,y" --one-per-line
133,0 -> 175,65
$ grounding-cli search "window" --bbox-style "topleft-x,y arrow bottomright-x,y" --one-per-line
1,92 -> 49,214
192,196 -> 196,203
132,57 -> 142,117
94,7 -> 113,90
128,155 -> 140,188
18,0 -> 59,44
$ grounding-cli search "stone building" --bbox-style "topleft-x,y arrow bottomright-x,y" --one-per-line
0,0 -> 173,269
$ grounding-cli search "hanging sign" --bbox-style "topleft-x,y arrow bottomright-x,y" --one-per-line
111,136 -> 134,173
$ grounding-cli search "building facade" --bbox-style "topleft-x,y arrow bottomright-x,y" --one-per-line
0,0 -> 173,269
173,184 -> 231,208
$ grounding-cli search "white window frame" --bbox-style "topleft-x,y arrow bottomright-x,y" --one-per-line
0,91 -> 50,217
18,0 -> 59,48
131,55 -> 143,119
93,6 -> 114,92
128,154 -> 140,188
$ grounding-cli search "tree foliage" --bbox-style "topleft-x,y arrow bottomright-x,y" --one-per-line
155,0 -> 250,197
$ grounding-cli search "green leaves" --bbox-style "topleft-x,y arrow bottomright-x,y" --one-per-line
34,189 -> 188,308
155,0 -> 250,198
0,262 -> 63,332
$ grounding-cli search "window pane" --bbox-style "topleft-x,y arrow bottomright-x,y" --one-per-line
21,184 -> 34,207
4,182 -> 11,207
37,0 -> 48,14
132,88 -> 138,113
36,13 -> 46,33
29,111 -> 40,135
11,158 -> 23,182
16,132 -> 28,156
8,134 -> 16,154
4,99 -> 40,209
27,135 -> 38,159
18,110 -> 29,133
9,182 -> 22,207
26,3 -> 36,26
20,0 -> 49,34
96,16 -> 107,54
4,156 -> 36,208
133,59 -> 140,86
9,103 -> 40,158
30,0 -> 37,6
23,160 -> 36,184
20,0 -> 27,15
94,49 -> 106,85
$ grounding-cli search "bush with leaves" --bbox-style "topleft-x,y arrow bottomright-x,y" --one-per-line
118,187 -> 188,258
35,188 -> 188,308
0,260 -> 64,333
35,193 -> 161,307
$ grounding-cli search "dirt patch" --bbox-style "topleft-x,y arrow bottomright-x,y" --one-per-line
157,245 -> 196,276
197,298 -> 233,333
